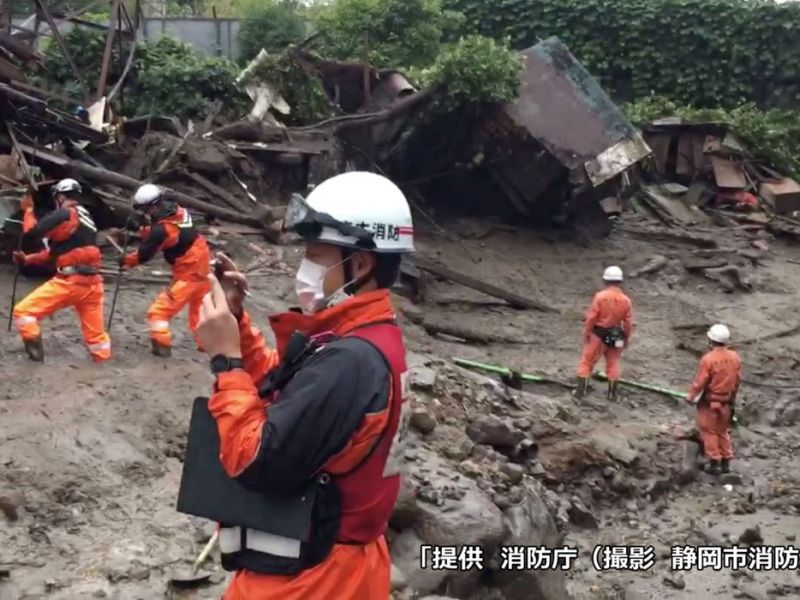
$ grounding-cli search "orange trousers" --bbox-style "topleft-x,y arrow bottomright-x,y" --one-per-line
577,334 -> 623,380
223,536 -> 390,600
147,278 -> 210,348
13,275 -> 111,362
696,403 -> 733,461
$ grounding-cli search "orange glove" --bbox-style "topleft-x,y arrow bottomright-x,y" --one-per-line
122,252 -> 139,269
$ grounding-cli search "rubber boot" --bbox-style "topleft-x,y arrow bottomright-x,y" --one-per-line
572,377 -> 589,399
24,336 -> 44,362
721,459 -> 731,474
151,339 -> 172,358
705,460 -> 721,476
607,381 -> 618,402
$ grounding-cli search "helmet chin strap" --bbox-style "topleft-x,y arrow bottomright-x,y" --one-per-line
323,249 -> 373,309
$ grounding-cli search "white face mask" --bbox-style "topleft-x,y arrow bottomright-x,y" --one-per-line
294,256 -> 356,315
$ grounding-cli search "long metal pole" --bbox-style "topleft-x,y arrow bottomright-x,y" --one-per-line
106,228 -> 130,331
6,218 -> 24,332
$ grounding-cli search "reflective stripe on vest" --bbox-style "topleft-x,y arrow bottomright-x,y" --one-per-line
76,206 -> 97,232
219,526 -> 302,558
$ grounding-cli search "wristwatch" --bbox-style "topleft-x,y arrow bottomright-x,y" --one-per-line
210,354 -> 244,375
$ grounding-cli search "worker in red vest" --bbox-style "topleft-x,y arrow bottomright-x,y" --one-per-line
12,178 -> 111,362
574,266 -> 633,401
121,184 -> 210,357
195,172 -> 414,599
686,324 -> 741,475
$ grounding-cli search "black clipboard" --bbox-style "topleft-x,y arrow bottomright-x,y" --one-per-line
176,397 -> 315,540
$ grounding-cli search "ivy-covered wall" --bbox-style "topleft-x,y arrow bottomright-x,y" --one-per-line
443,0 -> 800,109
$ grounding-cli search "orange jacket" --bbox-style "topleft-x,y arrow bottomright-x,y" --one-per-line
210,289 -> 397,599
688,346 -> 741,402
123,206 -> 210,281
583,285 -> 633,339
24,200 -> 101,271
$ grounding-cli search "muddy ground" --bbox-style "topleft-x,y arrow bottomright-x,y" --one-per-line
0,211 -> 798,599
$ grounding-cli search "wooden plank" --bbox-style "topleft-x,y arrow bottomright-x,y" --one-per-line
710,155 -> 746,189
411,255 -> 557,312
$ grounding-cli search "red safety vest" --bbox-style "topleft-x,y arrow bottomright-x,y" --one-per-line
335,323 -> 408,543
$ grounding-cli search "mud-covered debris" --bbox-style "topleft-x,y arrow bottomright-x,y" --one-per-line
411,407 -> 437,434
663,573 -> 686,590
466,415 -> 525,448
567,496 -> 599,529
0,491 -> 23,521
738,525 -> 764,546
645,477 -> 673,498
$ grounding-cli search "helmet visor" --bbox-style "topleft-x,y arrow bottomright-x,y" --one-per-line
284,193 -> 375,247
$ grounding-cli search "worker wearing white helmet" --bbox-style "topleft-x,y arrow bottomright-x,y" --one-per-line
186,172 -> 413,600
573,265 -> 633,401
12,178 -> 111,362
686,323 -> 741,475
121,183 -> 211,357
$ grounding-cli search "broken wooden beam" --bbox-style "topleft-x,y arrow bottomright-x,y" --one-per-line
16,142 -> 265,227
411,255 -> 557,312
183,171 -> 252,214
623,224 -> 719,248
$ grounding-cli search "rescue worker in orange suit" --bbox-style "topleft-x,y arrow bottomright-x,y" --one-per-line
121,184 -> 210,357
686,323 -> 741,475
193,172 -> 414,600
12,178 -> 111,362
573,265 -> 633,401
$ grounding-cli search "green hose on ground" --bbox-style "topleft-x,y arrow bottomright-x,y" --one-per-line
452,357 -> 574,388
591,371 -> 685,400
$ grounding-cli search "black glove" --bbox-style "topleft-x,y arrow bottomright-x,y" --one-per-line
124,217 -> 141,232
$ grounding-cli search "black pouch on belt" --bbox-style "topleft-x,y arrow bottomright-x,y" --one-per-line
593,325 -> 625,348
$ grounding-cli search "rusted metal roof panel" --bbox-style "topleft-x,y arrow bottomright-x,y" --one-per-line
504,37 -> 650,185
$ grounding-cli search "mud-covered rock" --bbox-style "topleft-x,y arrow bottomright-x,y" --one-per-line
567,496 -> 599,529
0,491 -> 23,522
467,415 -> 525,448
411,407 -> 438,434
493,481 -> 571,600
391,529 -> 448,595
410,367 -> 438,391
767,395 -> 800,427
738,526 -> 763,546
501,462 -> 525,485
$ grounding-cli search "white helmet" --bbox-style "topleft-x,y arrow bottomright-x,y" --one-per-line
133,183 -> 165,207
52,178 -> 82,196
603,265 -> 623,282
708,323 -> 731,344
286,171 -> 414,253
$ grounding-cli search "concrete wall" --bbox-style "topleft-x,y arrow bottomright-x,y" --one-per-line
142,18 -> 241,59
11,17 -> 242,60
